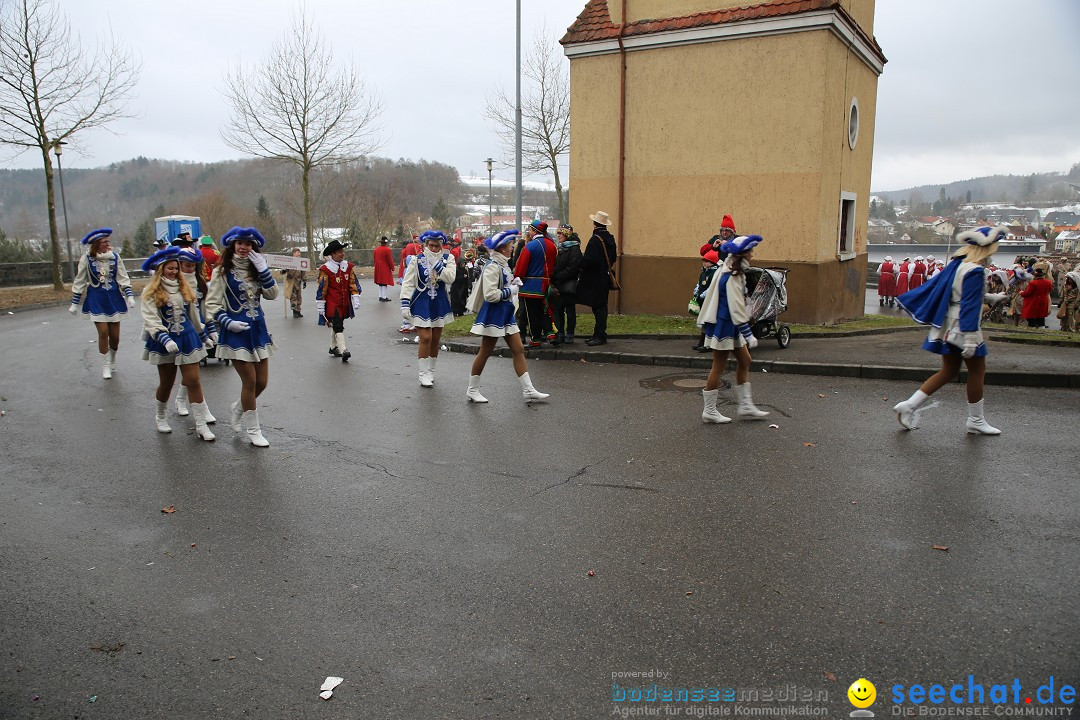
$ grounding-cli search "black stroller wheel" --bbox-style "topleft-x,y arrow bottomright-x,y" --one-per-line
777,324 -> 791,349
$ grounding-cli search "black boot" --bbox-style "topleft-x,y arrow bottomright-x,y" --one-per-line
341,349 -> 351,363
329,346 -> 341,357
293,308 -> 303,318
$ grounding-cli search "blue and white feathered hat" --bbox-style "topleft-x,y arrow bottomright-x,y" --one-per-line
221,226 -> 267,248
177,247 -> 202,265
80,227 -> 112,245
720,234 -> 763,256
956,225 -> 1007,247
419,230 -> 448,245
141,246 -> 182,272
484,229 -> 519,251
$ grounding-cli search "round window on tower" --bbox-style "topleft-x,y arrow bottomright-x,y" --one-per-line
848,97 -> 860,150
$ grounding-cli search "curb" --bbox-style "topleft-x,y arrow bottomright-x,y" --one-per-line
438,341 -> 1079,389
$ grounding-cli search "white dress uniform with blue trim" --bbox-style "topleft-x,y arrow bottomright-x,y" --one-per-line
205,228 -> 277,362
401,233 -> 456,328
70,228 -> 134,321
696,235 -> 763,351
468,239 -> 520,337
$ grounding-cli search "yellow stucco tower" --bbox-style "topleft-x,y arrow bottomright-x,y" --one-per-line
561,0 -> 886,324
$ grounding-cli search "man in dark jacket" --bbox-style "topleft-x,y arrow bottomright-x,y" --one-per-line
551,224 -> 583,344
577,210 -> 618,346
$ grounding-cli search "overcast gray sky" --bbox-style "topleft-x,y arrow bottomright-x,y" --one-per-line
8,0 -> 1080,192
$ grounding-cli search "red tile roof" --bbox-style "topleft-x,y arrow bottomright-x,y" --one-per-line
560,0 -> 885,64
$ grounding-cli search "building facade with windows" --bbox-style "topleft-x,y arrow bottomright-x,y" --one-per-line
561,0 -> 885,323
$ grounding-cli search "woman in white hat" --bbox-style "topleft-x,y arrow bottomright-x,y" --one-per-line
206,226 -> 277,447
68,228 -> 136,379
140,247 -> 214,440
892,226 -> 1007,435
464,230 -> 548,404
696,234 -> 770,424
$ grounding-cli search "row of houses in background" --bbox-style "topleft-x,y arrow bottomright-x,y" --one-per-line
867,200 -> 1080,252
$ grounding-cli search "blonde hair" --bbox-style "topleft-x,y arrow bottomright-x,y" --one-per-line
952,241 -> 998,265
141,261 -> 195,307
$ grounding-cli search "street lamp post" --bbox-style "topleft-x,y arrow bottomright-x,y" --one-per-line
53,141 -> 74,283
485,158 -> 495,233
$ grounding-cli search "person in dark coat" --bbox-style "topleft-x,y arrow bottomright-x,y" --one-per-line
551,224 -> 583,344
577,210 -> 618,346
449,249 -> 472,316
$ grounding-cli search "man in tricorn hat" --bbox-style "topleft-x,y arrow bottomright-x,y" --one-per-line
316,239 -> 362,362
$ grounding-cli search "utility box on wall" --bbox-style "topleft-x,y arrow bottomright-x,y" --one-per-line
155,215 -> 202,245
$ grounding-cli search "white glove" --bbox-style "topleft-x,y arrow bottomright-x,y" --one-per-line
229,320 -> 251,333
203,337 -> 215,350
68,303 -> 78,315
509,284 -> 520,297
962,343 -> 977,359
164,339 -> 179,354
351,294 -> 362,311
401,307 -> 412,322
126,296 -> 136,308
209,332 -> 218,344
511,277 -> 523,287
248,251 -> 268,272
316,300 -> 325,315
746,334 -> 759,349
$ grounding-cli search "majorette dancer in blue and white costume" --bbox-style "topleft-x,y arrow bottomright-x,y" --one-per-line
892,225 -> 1007,435
174,248 -> 218,423
696,234 -> 770,424
205,226 -> 277,447
464,230 -> 549,404
401,230 -> 456,387
140,247 -> 215,441
68,228 -> 135,379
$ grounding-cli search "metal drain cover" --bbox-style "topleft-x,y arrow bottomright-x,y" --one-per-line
640,372 -> 730,392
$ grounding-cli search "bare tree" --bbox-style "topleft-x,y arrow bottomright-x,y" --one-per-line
0,0 -> 139,289
221,8 -> 383,264
485,26 -> 570,223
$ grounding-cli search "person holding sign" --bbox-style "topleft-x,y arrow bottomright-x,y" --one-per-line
316,240 -> 362,363
281,248 -> 307,318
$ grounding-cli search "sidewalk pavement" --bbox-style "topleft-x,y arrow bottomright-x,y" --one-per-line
441,327 -> 1080,388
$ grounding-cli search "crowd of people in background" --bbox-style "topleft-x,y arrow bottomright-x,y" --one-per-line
877,252 -> 1080,331
65,211 -> 1080,446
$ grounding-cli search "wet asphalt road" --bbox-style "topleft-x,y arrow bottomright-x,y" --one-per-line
1,290 -> 1077,719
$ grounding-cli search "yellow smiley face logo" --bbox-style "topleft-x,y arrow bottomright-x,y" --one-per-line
848,678 -> 876,708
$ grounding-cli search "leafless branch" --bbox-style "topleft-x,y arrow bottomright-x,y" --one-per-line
484,25 -> 570,221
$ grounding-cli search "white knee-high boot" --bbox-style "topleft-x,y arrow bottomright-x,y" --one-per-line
175,385 -> 190,416
101,352 -> 112,379
428,356 -> 437,385
518,372 -> 549,402
242,410 -> 270,447
419,357 -> 433,387
466,375 -> 488,403
155,400 -> 171,433
734,382 -> 769,419
965,399 -> 1001,435
702,389 -> 731,424
893,389 -> 929,430
108,348 -> 117,372
230,400 -> 244,432
191,402 -> 216,441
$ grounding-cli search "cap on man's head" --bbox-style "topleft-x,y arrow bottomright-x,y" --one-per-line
199,235 -> 214,246
721,214 -> 736,232
529,219 -> 548,235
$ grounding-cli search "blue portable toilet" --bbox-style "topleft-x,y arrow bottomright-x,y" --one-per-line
154,215 -> 202,245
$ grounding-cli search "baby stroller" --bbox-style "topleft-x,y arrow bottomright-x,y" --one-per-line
744,267 -> 791,348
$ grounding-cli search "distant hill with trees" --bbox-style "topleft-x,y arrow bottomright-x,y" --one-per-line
0,155 -> 467,257
872,162 -> 1080,208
